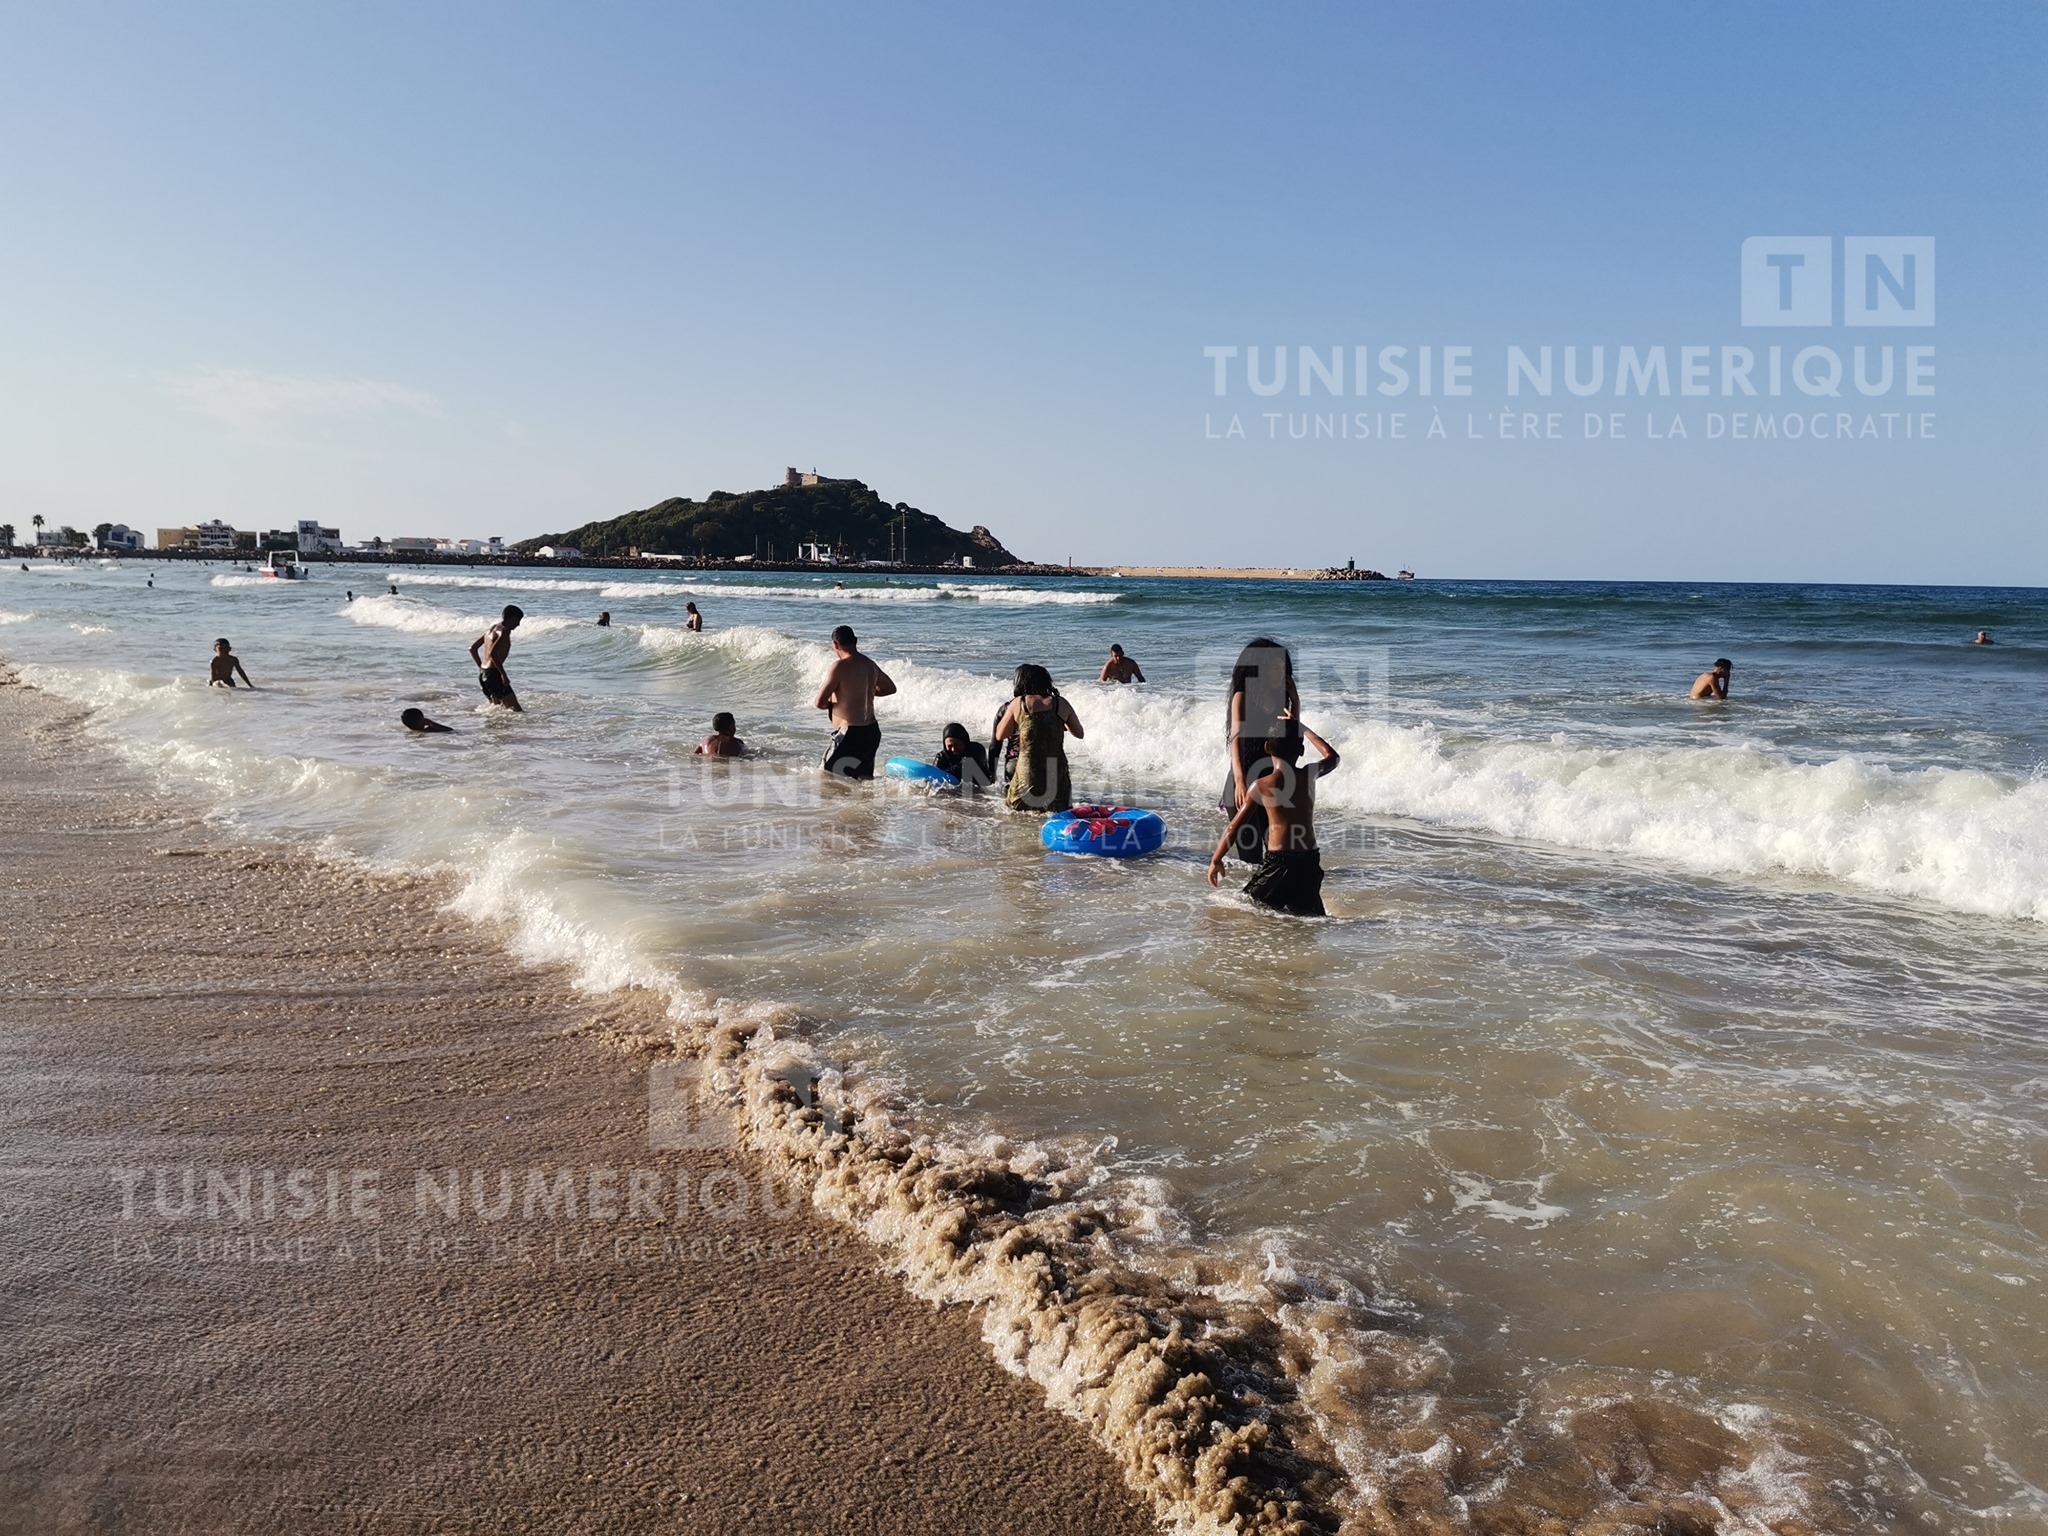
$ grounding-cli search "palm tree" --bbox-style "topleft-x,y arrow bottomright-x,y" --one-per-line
0,524 -> 13,551
31,513 -> 45,542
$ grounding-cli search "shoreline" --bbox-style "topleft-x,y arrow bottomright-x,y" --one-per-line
0,671 -> 1161,1536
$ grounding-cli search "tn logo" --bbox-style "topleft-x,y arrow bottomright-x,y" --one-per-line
1741,236 -> 1934,327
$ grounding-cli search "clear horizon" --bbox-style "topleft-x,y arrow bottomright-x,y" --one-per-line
2,3 -> 2042,583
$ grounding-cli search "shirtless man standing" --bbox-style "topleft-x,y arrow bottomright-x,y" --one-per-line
814,624 -> 896,778
1099,644 -> 1145,684
1689,658 -> 1732,700
468,604 -> 524,712
1208,719 -> 1340,916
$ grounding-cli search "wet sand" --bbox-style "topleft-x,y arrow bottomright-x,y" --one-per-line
0,673 -> 1157,1535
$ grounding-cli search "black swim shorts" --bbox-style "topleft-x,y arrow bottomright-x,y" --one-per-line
478,666 -> 514,702
1243,848 -> 1326,918
824,721 -> 882,779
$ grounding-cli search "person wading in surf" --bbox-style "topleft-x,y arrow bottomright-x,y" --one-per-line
1209,716 -> 1340,916
468,604 -> 524,712
1220,637 -> 1300,864
992,663 -> 1083,812
1690,658 -> 1732,700
814,625 -> 895,778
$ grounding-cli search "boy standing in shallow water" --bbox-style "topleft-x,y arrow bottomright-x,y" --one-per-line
1208,720 -> 1340,916
208,639 -> 254,689
468,605 -> 524,712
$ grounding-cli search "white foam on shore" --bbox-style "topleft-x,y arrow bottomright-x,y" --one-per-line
0,609 -> 32,625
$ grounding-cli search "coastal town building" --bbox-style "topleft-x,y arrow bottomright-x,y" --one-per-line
784,467 -> 850,489
386,536 -> 436,554
296,520 -> 344,555
534,545 -> 582,560
156,520 -> 237,552
96,524 -> 143,552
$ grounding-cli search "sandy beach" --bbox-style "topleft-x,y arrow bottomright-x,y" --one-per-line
0,672 -> 1158,1535
1107,567 -> 1325,581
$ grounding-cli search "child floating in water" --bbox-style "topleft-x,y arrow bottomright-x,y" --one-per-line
694,712 -> 746,757
934,722 -> 993,788
208,638 -> 254,689
400,708 -> 453,734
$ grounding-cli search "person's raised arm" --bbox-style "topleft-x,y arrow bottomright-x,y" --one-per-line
1098,659 -> 1115,682
812,661 -> 839,713
235,659 -> 255,689
1060,696 -> 1084,740
1302,723 -> 1339,776
468,632 -> 487,666
872,663 -> 897,698
1130,662 -> 1146,683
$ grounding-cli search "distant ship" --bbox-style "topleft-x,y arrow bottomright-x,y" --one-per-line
1396,569 -> 1415,581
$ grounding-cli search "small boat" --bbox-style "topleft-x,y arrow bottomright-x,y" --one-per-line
1396,569 -> 1416,581
261,551 -> 310,580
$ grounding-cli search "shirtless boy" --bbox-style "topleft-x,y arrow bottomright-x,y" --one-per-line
1689,658 -> 1732,700
468,605 -> 524,712
813,624 -> 896,778
1099,644 -> 1145,684
694,712 -> 746,757
1208,720 -> 1340,916
208,638 -> 254,689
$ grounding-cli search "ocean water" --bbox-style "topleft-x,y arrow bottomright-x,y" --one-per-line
5,557 -> 2046,1533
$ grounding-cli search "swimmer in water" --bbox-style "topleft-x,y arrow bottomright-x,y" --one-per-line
693,711 -> 746,757
597,611 -> 611,628
389,584 -> 398,596
400,707 -> 453,733
208,638 -> 254,689
1975,630 -> 1994,646
1099,643 -> 1145,684
685,602 -> 703,632
1690,658 -> 1732,700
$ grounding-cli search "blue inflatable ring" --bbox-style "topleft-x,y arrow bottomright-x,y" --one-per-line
884,755 -> 961,787
1040,805 -> 1168,858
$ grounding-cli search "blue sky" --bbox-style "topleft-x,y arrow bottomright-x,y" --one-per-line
1,3 -> 2041,580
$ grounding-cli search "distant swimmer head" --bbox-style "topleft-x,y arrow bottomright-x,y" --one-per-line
1975,630 -> 1994,645
1013,663 -> 1055,697
400,708 -> 426,730
831,624 -> 858,653
1715,658 -> 1733,673
596,611 -> 611,627
711,711 -> 736,734
502,604 -> 524,628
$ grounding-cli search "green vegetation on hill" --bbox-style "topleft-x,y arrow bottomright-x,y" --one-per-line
518,479 -> 1020,566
